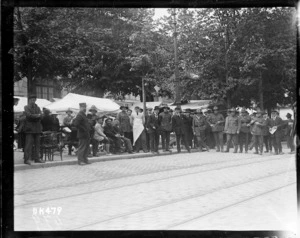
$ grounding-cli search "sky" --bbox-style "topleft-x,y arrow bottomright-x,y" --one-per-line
153,8 -> 169,20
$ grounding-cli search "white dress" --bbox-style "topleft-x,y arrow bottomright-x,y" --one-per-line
132,112 -> 144,146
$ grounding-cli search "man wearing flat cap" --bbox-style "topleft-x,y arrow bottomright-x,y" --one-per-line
207,106 -> 225,152
87,105 -> 98,157
23,94 -> 45,165
73,103 -> 91,165
224,108 -> 241,153
159,106 -> 172,152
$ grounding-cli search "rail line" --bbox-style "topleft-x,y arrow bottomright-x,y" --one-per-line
14,156 -> 292,207
15,154 -> 290,197
65,170 -> 295,230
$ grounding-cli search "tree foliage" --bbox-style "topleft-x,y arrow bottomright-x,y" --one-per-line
13,7 -> 296,109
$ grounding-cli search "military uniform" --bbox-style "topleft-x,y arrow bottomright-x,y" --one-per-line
262,116 -> 272,152
87,106 -> 98,156
193,113 -> 209,151
73,107 -> 90,164
116,110 -> 132,141
249,114 -> 266,154
224,111 -> 241,153
207,110 -> 225,152
238,112 -> 251,153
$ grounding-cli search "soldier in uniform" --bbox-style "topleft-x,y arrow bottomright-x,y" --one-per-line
172,107 -> 191,153
247,110 -> 266,155
207,106 -> 225,152
147,106 -> 160,154
238,107 -> 251,153
193,109 -> 209,152
73,103 -> 91,165
159,106 -> 172,152
63,108 -> 77,155
116,106 -> 132,141
87,105 -> 98,156
23,94 -> 45,165
145,107 -> 153,152
262,113 -> 272,153
268,110 -> 284,155
224,108 -> 241,153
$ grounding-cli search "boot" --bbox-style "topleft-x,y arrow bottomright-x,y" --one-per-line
233,146 -> 238,153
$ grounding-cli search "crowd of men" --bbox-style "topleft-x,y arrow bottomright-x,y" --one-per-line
15,94 -> 297,166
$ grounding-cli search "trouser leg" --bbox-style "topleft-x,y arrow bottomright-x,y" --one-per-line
161,131 -> 166,150
154,131 -> 159,152
24,134 -> 34,162
165,131 -> 170,151
149,133 -> 155,152
182,133 -> 191,152
91,139 -> 98,156
275,134 -> 282,152
232,134 -> 238,152
238,132 -> 244,152
258,135 -> 263,153
218,132 -> 224,151
272,136 -> 278,154
33,134 -> 41,161
213,132 -> 220,151
77,138 -> 86,162
176,134 -> 181,152
253,135 -> 259,153
123,137 -> 133,152
140,130 -> 147,152
226,134 -> 232,151
263,135 -> 269,152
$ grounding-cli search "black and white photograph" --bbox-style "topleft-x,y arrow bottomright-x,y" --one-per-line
6,2 -> 298,234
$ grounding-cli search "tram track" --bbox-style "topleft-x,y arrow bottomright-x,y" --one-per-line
69,170 -> 295,230
14,155 -> 292,207
15,154 -> 289,197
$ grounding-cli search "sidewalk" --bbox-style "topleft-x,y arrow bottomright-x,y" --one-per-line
14,141 -> 292,171
14,149 -> 181,171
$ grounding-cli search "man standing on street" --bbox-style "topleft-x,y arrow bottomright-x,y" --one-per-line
147,106 -> 160,154
207,106 -> 225,152
193,109 -> 210,152
238,107 -> 251,153
248,110 -> 266,155
269,110 -> 284,155
172,107 -> 191,153
87,105 -> 98,157
285,113 -> 295,153
224,108 -> 241,153
159,106 -> 172,152
23,94 -> 45,165
73,103 -> 91,165
116,106 -> 132,145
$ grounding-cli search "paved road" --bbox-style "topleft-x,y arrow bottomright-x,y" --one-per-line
14,149 -> 297,232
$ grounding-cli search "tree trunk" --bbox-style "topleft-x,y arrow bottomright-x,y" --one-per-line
258,71 -> 264,111
225,27 -> 231,108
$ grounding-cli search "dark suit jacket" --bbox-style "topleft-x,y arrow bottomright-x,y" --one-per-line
172,114 -> 185,135
24,104 -> 42,133
103,124 -> 118,139
147,114 -> 160,133
73,111 -> 90,139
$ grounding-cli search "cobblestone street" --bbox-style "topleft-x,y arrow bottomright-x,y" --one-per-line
14,149 -> 297,231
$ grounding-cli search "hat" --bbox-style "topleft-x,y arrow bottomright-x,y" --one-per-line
213,106 -> 218,110
105,117 -> 113,122
147,107 -> 153,110
28,94 -> 37,99
66,108 -> 73,113
240,107 -> 246,113
271,110 -> 278,114
89,105 -> 97,112
196,109 -> 202,114
163,106 -> 170,110
79,102 -> 87,107
51,110 -> 58,115
120,105 -> 126,110
229,107 -> 237,112
175,107 -> 181,111
207,109 -> 212,113
154,106 -> 160,111
286,113 -> 292,118
185,108 -> 191,112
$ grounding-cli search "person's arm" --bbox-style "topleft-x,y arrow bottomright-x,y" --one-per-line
224,117 -> 229,132
24,105 -> 42,121
237,117 -> 241,133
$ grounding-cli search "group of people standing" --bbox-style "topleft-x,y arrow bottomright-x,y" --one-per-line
16,94 -> 296,166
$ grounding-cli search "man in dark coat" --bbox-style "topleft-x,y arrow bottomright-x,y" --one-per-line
248,110 -> 266,155
103,118 -> 123,153
182,109 -> 193,150
41,109 -> 54,132
112,119 -> 135,154
73,103 -> 91,165
87,105 -> 98,156
147,106 -> 160,154
159,106 -> 172,152
23,94 -> 45,165
116,106 -> 132,142
268,110 -> 285,155
172,107 -> 191,153
207,106 -> 225,152
285,113 -> 295,153
238,107 -> 252,153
